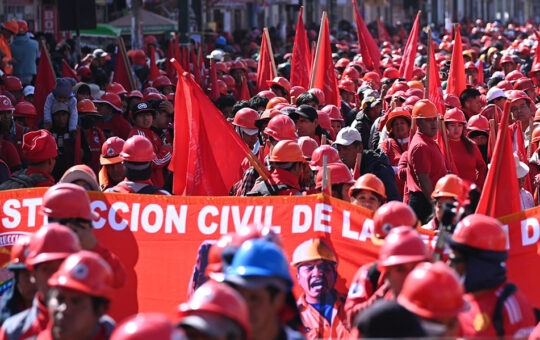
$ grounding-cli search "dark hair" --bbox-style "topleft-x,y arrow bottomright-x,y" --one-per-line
124,161 -> 152,181
461,134 -> 476,154
487,76 -> 503,89
231,100 -> 250,115
249,95 -> 269,111
214,95 -> 236,110
296,92 -> 319,107
91,296 -> 110,315
459,88 -> 481,107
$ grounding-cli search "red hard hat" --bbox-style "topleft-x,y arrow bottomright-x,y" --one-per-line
532,126 -> 540,143
267,77 -> 291,94
506,70 -> 524,82
106,82 -> 128,95
465,61 -> 477,70
385,110 -> 412,131
215,62 -> 229,74
444,108 -> 467,124
4,76 -> 22,91
222,75 -> 236,88
233,108 -> 259,129
17,20 -> 28,34
317,111 -> 332,131
266,97 -> 288,109
111,313 -> 183,340
263,114 -> 298,141
398,262 -> 464,319
535,108 -> 540,123
298,136 -> 319,160
363,71 -> 381,85
290,86 -> 306,100
121,135 -> 156,162
506,89 -> 532,106
0,95 -> 14,111
8,236 -> 31,270
322,105 -> 344,122
178,280 -> 251,340
444,94 -> 461,108
372,201 -> 418,240
451,214 -> 507,251
316,162 -> 354,188
126,90 -> 143,99
501,54 -> 515,64
101,137 -> 125,165
383,67 -> 400,79
26,223 -> 81,269
143,35 -> 157,45
48,250 -> 114,299
467,114 -> 490,133
142,87 -> 159,96
153,75 -> 174,89
247,72 -> 257,82
309,145 -> 340,168
378,227 -> 430,267
230,60 -> 247,71
388,82 -> 409,97
403,96 -> 420,107
479,104 -> 503,121
94,92 -> 122,112
77,99 -> 98,114
216,79 -> 228,95
308,88 -> 325,106
338,79 -> 355,93
343,67 -> 360,81
349,173 -> 387,199
77,66 -> 92,79
245,58 -> 257,70
335,58 -> 350,68
496,80 -> 513,91
14,101 -> 36,117
257,90 -> 276,100
514,77 -> 535,92
142,92 -> 166,101
529,63 -> 540,77
269,140 -> 306,163
40,183 -> 99,220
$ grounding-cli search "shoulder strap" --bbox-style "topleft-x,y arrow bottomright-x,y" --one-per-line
367,261 -> 381,292
137,184 -> 160,195
492,283 -> 518,338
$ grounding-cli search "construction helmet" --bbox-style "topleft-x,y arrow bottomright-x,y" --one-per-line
335,58 -> 350,69
383,67 -> 400,79
309,145 -> 340,169
343,67 -> 360,81
233,108 -> 259,130
385,110 -> 412,131
315,162 -> 354,189
349,174 -> 387,200
126,90 -> 143,99
407,80 -> 424,92
77,99 -> 98,114
372,202 -> 418,241
225,239 -> 293,290
263,115 -> 297,141
0,95 -> 14,111
479,104 -> 502,122
48,250 -> 114,299
257,90 -> 276,100
222,75 -> 236,88
514,78 -> 535,92
216,79 -> 228,95
266,97 -> 288,110
269,140 -> 306,163
507,90 -> 533,106
40,183 -> 99,220
106,82 -> 128,95
317,111 -> 332,131
404,96 -> 421,107
506,70 -> 524,82
267,77 -> 291,94
4,76 -> 23,91
496,80 -> 512,91
412,99 -> 438,119
290,86 -> 306,100
308,88 -> 326,106
464,61 -> 477,71
152,75 -> 174,89
467,114 -> 489,134
291,238 -> 337,266
111,313 -> 184,340
529,63 -> 540,77
363,71 -> 381,84
397,262 -> 464,319
532,126 -> 540,143
432,174 -> 464,200
322,105 -> 344,122
8,236 -> 31,270
121,135 -> 156,162
100,137 -> 125,165
178,280 -> 251,340
378,227 -> 430,268
338,79 -> 355,93
215,62 -> 229,74
298,136 -> 319,160
450,214 -> 507,252
59,164 -> 100,191
94,92 -> 122,112
26,223 -> 82,270
14,101 -> 36,117
444,108 -> 467,124
444,94 -> 462,108
1,20 -> 19,34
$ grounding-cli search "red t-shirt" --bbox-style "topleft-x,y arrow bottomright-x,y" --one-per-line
406,131 -> 447,193
448,139 -> 487,190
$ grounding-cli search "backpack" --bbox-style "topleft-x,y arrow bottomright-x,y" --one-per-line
0,169 -> 50,190
246,181 -> 295,196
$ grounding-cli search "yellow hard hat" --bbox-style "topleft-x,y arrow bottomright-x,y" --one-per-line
291,239 -> 337,266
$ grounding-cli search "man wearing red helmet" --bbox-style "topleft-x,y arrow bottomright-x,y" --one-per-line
78,99 -> 106,175
448,214 -> 536,338
0,224 -> 81,340
111,313 -> 185,340
10,21 -> 38,86
95,92 -> 132,140
98,137 -> 125,191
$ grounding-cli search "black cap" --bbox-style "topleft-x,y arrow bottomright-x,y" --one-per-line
291,104 -> 318,121
133,101 -> 155,116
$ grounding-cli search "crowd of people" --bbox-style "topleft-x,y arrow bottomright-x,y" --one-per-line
0,12 -> 540,339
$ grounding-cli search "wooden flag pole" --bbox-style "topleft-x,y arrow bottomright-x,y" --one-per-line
117,37 -> 136,91
263,28 -> 278,77
310,12 -> 327,89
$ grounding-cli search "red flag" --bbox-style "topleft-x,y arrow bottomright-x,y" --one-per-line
290,7 -> 311,89
352,0 -> 380,72
476,102 -> 521,217
377,17 -> 391,43
191,46 -> 201,86
61,59 -> 79,82
149,45 -> 161,81
398,11 -> 421,81
209,60 -> 219,101
399,25 -> 406,46
477,61 -> 484,85
256,28 -> 277,93
533,31 -> 540,66
112,44 -> 133,92
169,61 -> 250,196
310,12 -> 340,106
240,76 -> 250,100
34,44 -> 56,125
446,24 -> 467,97
165,38 -> 176,82
427,39 -> 445,114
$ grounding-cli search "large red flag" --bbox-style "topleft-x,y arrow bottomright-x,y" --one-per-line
149,45 -> 161,81
377,17 -> 391,43
112,43 -> 133,92
169,61 -> 250,196
476,101 -> 521,217
398,11 -> 421,80
352,0 -> 380,72
34,44 -> 56,125
427,39 -> 445,114
310,12 -> 340,106
61,59 -> 79,82
256,28 -> 277,93
290,7 -> 311,89
446,24 -> 467,98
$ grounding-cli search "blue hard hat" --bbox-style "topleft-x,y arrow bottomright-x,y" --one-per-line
225,239 -> 293,290
215,36 -> 226,46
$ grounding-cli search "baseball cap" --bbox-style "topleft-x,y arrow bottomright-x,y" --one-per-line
333,127 -> 362,146
23,85 -> 34,97
362,96 -> 382,109
133,101 -> 154,116
290,104 -> 318,121
92,49 -> 108,58
486,87 -> 507,102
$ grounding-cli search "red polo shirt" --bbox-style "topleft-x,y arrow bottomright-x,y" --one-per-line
406,131 -> 447,193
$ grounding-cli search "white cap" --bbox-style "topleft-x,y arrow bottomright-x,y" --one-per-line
240,127 -> 258,136
23,85 -> 34,97
333,127 -> 362,146
514,153 -> 529,178
486,87 -> 507,102
208,49 -> 224,61
491,71 -> 505,80
92,48 -> 108,58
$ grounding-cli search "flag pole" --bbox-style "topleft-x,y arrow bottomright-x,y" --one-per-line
310,12 -> 327,89
425,27 -> 432,100
117,37 -> 136,91
263,28 -> 278,77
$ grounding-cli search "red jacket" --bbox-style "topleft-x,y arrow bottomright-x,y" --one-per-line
97,114 -> 131,140
84,127 -> 106,176
0,295 -> 48,340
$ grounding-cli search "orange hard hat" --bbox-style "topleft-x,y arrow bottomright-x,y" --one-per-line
444,108 -> 467,124
94,92 -> 122,112
8,236 -> 31,270
233,108 -> 259,130
291,239 -> 337,266
514,78 -> 535,92
532,126 -> 540,143
14,101 -> 36,117
152,75 -> 173,89
266,97 -> 288,110
100,137 -> 125,165
40,183 -> 99,220
59,165 -> 100,191
444,94 -> 461,108
349,174 -> 387,199
263,114 -> 297,141
412,99 -> 438,119
398,262 -> 464,319
26,223 -> 81,270
269,140 -> 306,163
298,136 -> 319,160
111,313 -> 183,340
315,162 -> 354,189
407,80 -> 424,92
77,99 -> 98,114
309,145 -> 341,169
450,214 -> 507,252
385,110 -> 412,131
372,202 -> 418,240
432,174 -> 463,200
4,76 -> 22,91
467,114 -> 489,134
121,135 -> 156,162
378,227 -> 430,267
106,82 -> 128,95
1,20 -> 19,34
48,250 -> 114,299
267,77 -> 291,94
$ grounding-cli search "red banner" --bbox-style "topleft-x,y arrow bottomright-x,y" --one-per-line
0,189 -> 539,322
